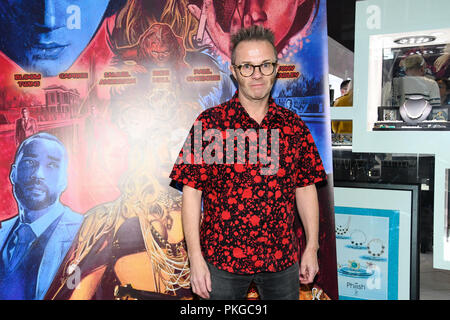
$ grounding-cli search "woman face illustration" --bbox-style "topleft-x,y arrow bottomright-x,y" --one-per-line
0,0 -> 110,76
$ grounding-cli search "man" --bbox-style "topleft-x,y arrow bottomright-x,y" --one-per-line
339,79 -> 351,97
396,54 -> 440,106
0,133 -> 83,300
332,80 -> 352,134
170,25 -> 326,300
15,108 -> 38,147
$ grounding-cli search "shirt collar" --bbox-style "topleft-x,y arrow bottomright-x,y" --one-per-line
19,202 -> 63,238
230,91 -> 285,123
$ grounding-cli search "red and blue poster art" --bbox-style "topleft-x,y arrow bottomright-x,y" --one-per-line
0,0 -> 337,300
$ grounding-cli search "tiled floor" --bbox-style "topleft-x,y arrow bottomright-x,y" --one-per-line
420,252 -> 450,300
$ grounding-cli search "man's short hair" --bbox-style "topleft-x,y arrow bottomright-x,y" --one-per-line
230,25 -> 277,64
340,80 -> 351,90
404,54 -> 425,71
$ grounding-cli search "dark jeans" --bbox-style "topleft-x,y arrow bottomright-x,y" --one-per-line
205,262 -> 300,300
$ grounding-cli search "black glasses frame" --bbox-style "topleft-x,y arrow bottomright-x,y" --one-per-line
233,62 -> 278,77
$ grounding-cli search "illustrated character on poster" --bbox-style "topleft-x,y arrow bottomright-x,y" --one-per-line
42,2 -> 205,300
186,0 -> 320,59
0,0 -> 130,217
15,107 -> 38,147
107,0 -> 224,101
46,88 -> 203,300
108,22 -> 191,94
0,133 -> 82,300
0,0 -> 128,77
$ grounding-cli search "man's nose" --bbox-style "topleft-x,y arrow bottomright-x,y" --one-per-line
243,0 -> 267,27
252,66 -> 264,79
31,164 -> 45,180
33,0 -> 63,30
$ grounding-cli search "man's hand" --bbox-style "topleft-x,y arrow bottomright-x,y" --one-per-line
295,184 -> 320,284
299,247 -> 319,284
187,0 -> 231,57
189,254 -> 212,299
181,185 -> 211,298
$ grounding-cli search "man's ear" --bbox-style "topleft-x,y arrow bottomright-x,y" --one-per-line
9,164 -> 16,186
229,64 -> 238,87
230,63 -> 237,79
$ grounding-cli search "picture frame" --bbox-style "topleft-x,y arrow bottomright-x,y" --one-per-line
335,206 -> 399,300
378,107 -> 400,121
334,182 -> 420,300
429,107 -> 449,121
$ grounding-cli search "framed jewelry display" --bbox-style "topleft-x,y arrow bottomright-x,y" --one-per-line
335,206 -> 399,300
334,182 -> 420,300
378,106 -> 400,121
382,108 -> 399,121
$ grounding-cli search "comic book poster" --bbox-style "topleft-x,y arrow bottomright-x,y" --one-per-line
0,0 -> 337,300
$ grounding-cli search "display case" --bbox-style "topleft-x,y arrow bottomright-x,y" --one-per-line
352,0 -> 450,270
368,29 -> 450,131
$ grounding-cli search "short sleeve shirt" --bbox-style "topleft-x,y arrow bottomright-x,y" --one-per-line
169,92 -> 326,274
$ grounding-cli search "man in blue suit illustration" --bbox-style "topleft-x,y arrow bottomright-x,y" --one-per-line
0,133 -> 83,300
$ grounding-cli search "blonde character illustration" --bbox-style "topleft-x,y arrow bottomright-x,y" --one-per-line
45,89 -> 203,300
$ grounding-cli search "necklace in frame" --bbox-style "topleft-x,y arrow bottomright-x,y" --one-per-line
335,216 -> 351,236
367,238 -> 385,257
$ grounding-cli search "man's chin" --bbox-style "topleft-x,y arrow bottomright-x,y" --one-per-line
22,198 -> 54,211
241,89 -> 269,101
26,53 -> 73,77
15,189 -> 57,211
250,92 -> 271,101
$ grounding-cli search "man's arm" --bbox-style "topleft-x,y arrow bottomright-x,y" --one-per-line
295,183 -> 320,284
182,184 -> 211,299
15,119 -> 20,146
32,118 -> 38,134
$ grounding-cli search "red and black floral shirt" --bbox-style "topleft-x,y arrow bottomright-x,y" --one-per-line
170,92 -> 326,274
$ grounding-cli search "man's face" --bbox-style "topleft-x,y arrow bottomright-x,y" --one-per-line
229,0 -> 304,49
11,138 -> 67,211
0,0 -> 110,77
230,40 -> 278,102
149,42 -> 171,66
21,109 -> 29,119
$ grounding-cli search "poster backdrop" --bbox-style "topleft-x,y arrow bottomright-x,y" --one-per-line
0,0 -> 337,300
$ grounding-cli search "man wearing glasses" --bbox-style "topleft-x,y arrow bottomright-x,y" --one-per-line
170,25 -> 326,300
